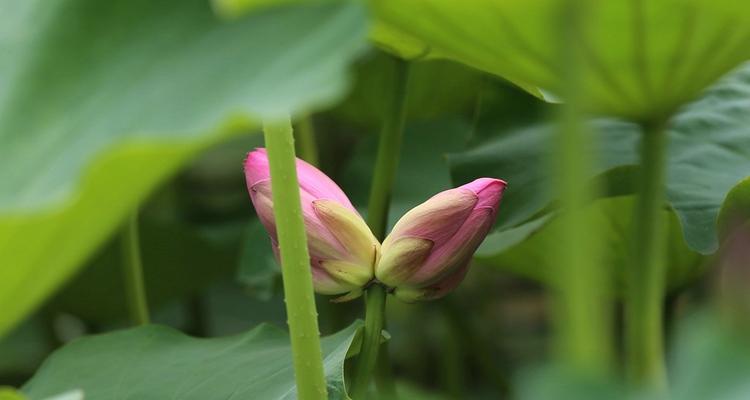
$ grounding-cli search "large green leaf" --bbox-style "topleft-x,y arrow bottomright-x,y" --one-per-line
373,0 -> 750,119
0,0 -> 367,338
449,62 -> 750,255
476,196 -> 705,292
22,322 -> 361,400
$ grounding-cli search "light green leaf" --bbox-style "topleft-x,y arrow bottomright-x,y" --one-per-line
0,0 -> 368,338
211,0 -> 343,19
369,22 -> 433,61
0,388 -> 27,400
373,0 -> 750,119
476,196 -> 705,292
207,0 -> 435,62
23,322 -> 362,400
449,62 -> 750,255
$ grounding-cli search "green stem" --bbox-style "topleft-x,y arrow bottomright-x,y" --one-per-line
360,57 -> 410,399
296,116 -> 319,166
366,58 -> 410,239
120,212 -> 150,326
554,101 -> 612,372
625,121 -> 669,388
263,117 -> 327,400
554,0 -> 611,372
350,284 -> 387,399
374,343 -> 397,398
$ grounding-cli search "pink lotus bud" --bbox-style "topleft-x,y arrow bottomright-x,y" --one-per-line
375,178 -> 506,301
244,149 -> 379,300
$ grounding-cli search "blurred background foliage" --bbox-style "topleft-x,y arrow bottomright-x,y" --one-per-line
2,0 -> 750,398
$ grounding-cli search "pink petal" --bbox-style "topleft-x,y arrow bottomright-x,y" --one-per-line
460,178 -> 507,211
250,179 -> 349,262
393,260 -> 470,302
244,148 -> 272,188
384,188 -> 478,249
248,179 -> 277,240
298,187 -> 350,261
244,148 -> 356,212
407,206 -> 495,286
272,241 -> 356,296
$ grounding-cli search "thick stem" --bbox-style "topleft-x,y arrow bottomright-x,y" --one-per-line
374,345 -> 397,398
350,284 -> 387,399
554,0 -> 611,373
625,122 -> 669,388
263,117 -> 328,400
361,57 -> 410,399
554,117 -> 611,372
296,116 -> 319,166
554,104 -> 612,372
366,58 -> 410,239
120,212 -> 150,326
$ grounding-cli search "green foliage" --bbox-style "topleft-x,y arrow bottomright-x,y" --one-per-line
22,322 -> 361,400
0,0 -> 368,338
476,196 -> 704,292
373,0 -> 750,119
3,0 -> 750,396
0,388 -> 26,400
450,62 -> 750,255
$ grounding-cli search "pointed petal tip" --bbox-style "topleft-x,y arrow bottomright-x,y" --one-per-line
244,148 -> 271,187
461,177 -> 507,210
462,177 -> 508,194
244,148 -> 268,167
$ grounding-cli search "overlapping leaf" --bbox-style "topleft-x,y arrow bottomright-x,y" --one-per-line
23,322 -> 362,400
450,62 -> 750,255
374,0 -> 750,119
0,0 -> 368,338
475,196 -> 705,292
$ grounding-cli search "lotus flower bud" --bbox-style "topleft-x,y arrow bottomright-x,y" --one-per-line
244,149 -> 379,300
375,178 -> 506,302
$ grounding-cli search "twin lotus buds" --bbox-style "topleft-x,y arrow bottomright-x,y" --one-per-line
244,149 -> 506,302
